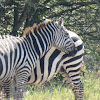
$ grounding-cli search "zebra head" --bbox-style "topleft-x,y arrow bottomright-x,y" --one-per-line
51,17 -> 77,55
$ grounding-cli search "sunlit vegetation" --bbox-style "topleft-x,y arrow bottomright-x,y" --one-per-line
0,0 -> 100,100
23,72 -> 100,100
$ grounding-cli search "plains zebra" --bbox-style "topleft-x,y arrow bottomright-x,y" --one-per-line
27,29 -> 84,100
0,18 -> 76,100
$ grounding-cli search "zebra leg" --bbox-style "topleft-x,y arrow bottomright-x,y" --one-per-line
59,67 -> 73,88
0,85 -> 3,100
59,67 -> 84,100
15,73 -> 29,100
72,81 -> 84,100
3,81 -> 11,100
68,70 -> 84,100
11,77 -> 17,100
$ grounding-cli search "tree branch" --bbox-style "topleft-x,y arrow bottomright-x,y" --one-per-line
43,0 -> 51,5
13,1 -> 19,28
50,1 -> 97,8
47,6 -> 82,18
82,31 -> 100,40
10,3 -> 30,35
40,1 -> 97,18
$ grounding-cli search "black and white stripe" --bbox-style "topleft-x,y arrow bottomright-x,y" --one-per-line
0,18 -> 76,100
28,30 -> 84,100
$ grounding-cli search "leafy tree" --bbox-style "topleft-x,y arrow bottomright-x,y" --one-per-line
0,0 -> 100,71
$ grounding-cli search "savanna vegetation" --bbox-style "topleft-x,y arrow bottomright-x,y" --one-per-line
0,0 -> 100,100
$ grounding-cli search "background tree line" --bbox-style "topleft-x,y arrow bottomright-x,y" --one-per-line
0,0 -> 100,72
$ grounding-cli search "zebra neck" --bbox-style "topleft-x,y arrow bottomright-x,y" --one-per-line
23,26 -> 55,59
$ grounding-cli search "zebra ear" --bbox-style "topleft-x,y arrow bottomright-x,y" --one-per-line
43,17 -> 47,22
58,17 -> 63,26
43,16 -> 46,20
43,17 -> 51,23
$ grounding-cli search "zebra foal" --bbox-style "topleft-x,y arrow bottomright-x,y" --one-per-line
28,29 -> 84,100
0,18 -> 76,100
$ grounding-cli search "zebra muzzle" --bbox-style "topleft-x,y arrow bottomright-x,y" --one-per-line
68,46 -> 78,56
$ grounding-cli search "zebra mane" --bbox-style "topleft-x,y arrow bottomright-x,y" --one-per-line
23,20 -> 51,36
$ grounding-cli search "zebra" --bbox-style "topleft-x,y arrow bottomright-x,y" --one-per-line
0,18 -> 77,100
27,29 -> 84,100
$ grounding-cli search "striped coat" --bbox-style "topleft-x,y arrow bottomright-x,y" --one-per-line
28,29 -> 84,100
0,18 -> 76,100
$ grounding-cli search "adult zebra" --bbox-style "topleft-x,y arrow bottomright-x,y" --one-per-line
27,29 -> 84,100
0,18 -> 76,100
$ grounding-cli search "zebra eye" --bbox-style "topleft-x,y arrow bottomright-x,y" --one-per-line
65,32 -> 68,36
64,34 -> 68,37
63,31 -> 68,37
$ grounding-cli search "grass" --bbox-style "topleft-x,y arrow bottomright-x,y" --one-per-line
24,86 -> 74,100
4,71 -> 100,100
23,72 -> 100,100
83,72 -> 100,100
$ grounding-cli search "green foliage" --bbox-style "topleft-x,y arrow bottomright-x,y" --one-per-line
0,0 -> 100,74
0,1 -> 100,100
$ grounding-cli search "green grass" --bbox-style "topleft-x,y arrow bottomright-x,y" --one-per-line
83,72 -> 100,100
23,72 -> 100,100
7,72 -> 100,100
24,87 -> 74,100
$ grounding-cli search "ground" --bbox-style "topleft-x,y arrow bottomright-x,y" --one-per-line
22,72 -> 100,100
